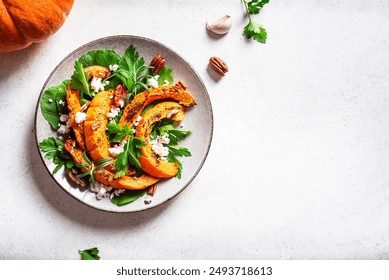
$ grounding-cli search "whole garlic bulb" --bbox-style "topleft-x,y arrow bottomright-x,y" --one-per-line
206,15 -> 232,35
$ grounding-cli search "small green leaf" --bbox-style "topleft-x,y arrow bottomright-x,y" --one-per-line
243,21 -> 267,44
40,80 -> 69,130
79,247 -> 100,260
39,137 -> 71,174
77,49 -> 122,68
157,66 -> 174,86
71,61 -> 91,97
111,189 -> 147,206
247,0 -> 270,14
168,145 -> 191,157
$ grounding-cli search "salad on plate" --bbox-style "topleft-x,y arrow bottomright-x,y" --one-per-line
38,44 -> 196,206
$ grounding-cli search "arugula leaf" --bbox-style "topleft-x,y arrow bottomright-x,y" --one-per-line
157,66 -> 174,86
242,0 -> 269,44
247,0 -> 270,14
40,80 -> 69,130
77,49 -> 122,68
117,45 -> 151,101
79,247 -> 100,260
71,61 -> 92,98
39,137 -> 74,173
111,189 -> 147,206
243,21 -> 267,44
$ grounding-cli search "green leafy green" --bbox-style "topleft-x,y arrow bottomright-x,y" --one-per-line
77,49 -> 123,90
111,189 -> 147,206
242,0 -> 269,43
71,61 -> 92,98
40,80 -> 69,130
39,137 -> 74,173
79,247 -> 100,260
243,21 -> 267,44
247,0 -> 269,14
116,45 -> 152,102
77,49 -> 122,68
157,66 -> 174,86
106,123 -> 145,178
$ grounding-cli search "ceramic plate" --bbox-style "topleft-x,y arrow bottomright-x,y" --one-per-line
35,35 -> 213,213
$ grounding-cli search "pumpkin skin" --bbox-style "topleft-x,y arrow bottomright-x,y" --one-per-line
0,0 -> 74,53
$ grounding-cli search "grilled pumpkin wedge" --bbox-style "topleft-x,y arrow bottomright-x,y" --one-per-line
119,85 -> 196,129
64,138 -> 159,190
66,84 -> 86,150
83,89 -> 114,160
136,101 -> 185,178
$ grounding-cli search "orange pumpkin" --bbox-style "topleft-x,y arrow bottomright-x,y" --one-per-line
0,0 -> 74,53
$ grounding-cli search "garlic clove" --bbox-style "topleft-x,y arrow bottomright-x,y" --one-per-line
206,15 -> 232,35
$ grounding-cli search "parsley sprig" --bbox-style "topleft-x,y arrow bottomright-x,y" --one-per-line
39,137 -> 74,173
242,0 -> 269,43
75,152 -> 112,185
106,123 -> 145,178
116,45 -> 153,103
79,247 -> 100,260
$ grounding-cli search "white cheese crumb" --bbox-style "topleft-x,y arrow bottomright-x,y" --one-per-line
90,77 -> 107,93
75,112 -> 86,124
144,195 -> 152,205
167,109 -> 180,118
110,188 -> 126,199
118,99 -> 124,108
48,99 -> 54,103
59,114 -> 69,122
109,64 -> 119,72
57,124 -> 70,134
147,75 -> 159,88
164,80 -> 170,85
58,100 -> 66,106
150,134 -> 170,161
90,181 -> 113,200
107,106 -> 120,120
108,145 -> 124,157
134,115 -> 142,127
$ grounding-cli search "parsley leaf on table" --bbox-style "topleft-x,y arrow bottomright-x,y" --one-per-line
242,0 -> 270,43
39,137 -> 74,173
247,0 -> 270,14
79,247 -> 100,260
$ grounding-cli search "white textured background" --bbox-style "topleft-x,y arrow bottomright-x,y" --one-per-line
1,0 -> 389,259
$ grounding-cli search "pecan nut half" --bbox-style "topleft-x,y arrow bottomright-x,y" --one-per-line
209,56 -> 228,76
150,54 -> 166,74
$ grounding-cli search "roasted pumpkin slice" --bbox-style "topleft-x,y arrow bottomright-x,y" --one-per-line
136,101 -> 185,178
64,138 -> 111,186
64,139 -> 159,190
110,174 -> 160,191
66,84 -> 86,150
84,65 -> 111,80
119,85 -> 196,128
84,89 -> 114,160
